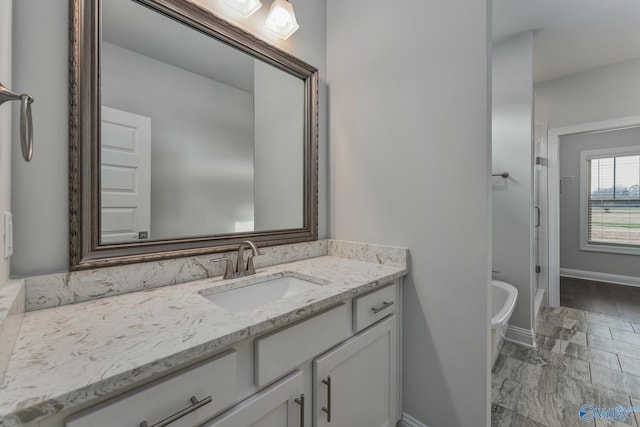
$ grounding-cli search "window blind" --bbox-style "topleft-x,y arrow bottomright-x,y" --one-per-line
587,154 -> 640,247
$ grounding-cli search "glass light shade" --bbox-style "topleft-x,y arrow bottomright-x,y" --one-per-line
222,0 -> 262,18
265,0 -> 299,39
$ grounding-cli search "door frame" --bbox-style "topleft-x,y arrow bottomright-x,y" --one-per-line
0,0 -> 11,282
547,115 -> 640,306
534,121 -> 549,310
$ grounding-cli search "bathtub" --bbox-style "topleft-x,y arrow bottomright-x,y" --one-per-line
491,280 -> 518,366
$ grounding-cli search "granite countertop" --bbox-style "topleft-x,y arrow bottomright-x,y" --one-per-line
0,254 -> 406,426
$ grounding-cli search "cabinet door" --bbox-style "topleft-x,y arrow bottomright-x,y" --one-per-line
313,315 -> 398,427
204,370 -> 305,427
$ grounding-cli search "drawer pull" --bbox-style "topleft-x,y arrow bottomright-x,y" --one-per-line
371,301 -> 394,314
321,376 -> 332,422
139,395 -> 212,427
294,393 -> 305,427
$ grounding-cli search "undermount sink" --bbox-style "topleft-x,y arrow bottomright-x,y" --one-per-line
201,275 -> 323,313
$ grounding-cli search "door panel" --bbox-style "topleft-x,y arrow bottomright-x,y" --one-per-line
314,316 -> 397,427
100,106 -> 151,243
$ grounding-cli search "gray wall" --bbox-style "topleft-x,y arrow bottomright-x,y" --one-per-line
11,0 -> 327,276
559,127 -> 640,277
103,42 -> 255,239
253,60 -> 304,232
492,33 -> 534,333
327,1 -> 491,426
11,2 -> 69,276
0,0 -> 11,285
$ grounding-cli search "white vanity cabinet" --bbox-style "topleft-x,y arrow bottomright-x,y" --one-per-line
210,282 -> 400,427
62,281 -> 401,427
314,315 -> 398,427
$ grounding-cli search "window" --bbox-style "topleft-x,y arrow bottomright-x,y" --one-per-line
580,146 -> 640,254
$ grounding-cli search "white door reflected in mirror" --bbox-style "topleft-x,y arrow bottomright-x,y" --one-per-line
100,106 -> 151,244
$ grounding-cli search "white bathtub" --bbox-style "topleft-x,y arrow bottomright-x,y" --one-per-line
491,280 -> 518,366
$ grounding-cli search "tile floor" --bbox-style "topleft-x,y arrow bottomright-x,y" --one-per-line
491,306 -> 640,427
561,277 -> 640,322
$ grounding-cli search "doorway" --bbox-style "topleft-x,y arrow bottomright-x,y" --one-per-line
548,116 -> 640,315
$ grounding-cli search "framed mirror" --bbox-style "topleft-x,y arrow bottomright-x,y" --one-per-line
70,0 -> 318,270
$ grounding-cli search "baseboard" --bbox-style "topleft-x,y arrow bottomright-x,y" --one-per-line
560,268 -> 640,288
398,413 -> 429,427
505,325 -> 535,348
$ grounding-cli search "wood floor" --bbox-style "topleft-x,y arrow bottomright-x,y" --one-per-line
492,306 -> 640,426
561,277 -> 640,322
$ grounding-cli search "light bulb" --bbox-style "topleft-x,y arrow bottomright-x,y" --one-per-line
265,0 -> 299,39
271,8 -> 291,28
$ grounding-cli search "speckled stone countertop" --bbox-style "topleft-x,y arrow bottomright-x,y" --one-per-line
0,251 -> 407,426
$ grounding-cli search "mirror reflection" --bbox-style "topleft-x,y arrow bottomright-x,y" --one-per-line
100,0 -> 305,244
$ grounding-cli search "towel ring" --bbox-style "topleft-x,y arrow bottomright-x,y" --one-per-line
0,82 -> 34,162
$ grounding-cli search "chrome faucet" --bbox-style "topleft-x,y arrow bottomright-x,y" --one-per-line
236,240 -> 264,277
211,240 -> 264,280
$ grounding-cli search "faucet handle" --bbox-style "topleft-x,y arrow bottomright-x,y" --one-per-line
212,257 -> 235,280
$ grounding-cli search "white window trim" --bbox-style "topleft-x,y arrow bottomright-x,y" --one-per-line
579,145 -> 640,256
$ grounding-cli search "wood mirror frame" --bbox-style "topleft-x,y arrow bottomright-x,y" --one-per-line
69,0 -> 318,270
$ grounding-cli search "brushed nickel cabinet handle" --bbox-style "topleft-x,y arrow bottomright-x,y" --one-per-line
139,395 -> 212,427
371,301 -> 394,314
321,376 -> 332,422
294,393 -> 305,427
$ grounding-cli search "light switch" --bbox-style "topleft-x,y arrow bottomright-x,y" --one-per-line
3,211 -> 13,259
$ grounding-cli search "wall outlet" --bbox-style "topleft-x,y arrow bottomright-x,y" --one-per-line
3,211 -> 13,259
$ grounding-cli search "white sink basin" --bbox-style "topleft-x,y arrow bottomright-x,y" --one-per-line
202,276 -> 323,313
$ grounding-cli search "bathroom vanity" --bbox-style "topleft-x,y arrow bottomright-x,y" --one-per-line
68,281 -> 399,427
0,241 -> 407,427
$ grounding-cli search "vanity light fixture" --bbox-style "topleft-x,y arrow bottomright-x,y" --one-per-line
265,0 -> 299,39
222,0 -> 262,19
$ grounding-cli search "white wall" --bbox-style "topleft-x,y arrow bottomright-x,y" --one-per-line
11,0 -> 327,276
559,127 -> 640,277
102,42 -> 254,239
253,60 -> 304,231
0,0 -> 11,285
535,58 -> 640,129
492,32 -> 534,334
327,1 -> 491,426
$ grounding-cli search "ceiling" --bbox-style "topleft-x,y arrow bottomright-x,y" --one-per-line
492,0 -> 640,83
103,0 -> 255,93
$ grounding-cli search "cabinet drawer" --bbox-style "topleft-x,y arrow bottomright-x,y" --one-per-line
255,303 -> 350,387
353,284 -> 397,332
66,350 -> 237,427
203,370 -> 304,426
